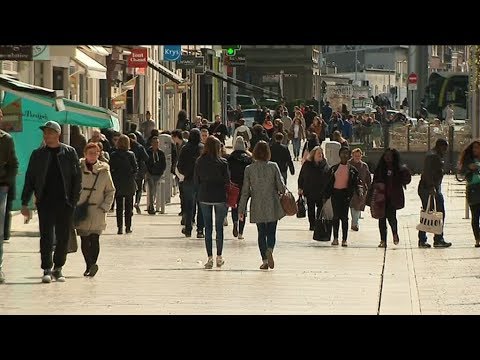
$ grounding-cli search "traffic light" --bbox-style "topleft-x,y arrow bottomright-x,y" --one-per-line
222,45 -> 241,56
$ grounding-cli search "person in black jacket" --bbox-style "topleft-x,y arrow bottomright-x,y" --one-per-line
177,128 -> 204,237
249,124 -> 270,152
270,133 -> 294,185
127,133 -> 149,215
109,135 -> 138,234
227,136 -> 253,240
21,121 -> 81,283
298,146 -> 330,230
176,109 -> 190,131
194,136 -> 230,269
145,136 -> 167,215
324,147 -> 363,247
130,123 -> 147,148
209,115 -> 228,145
172,130 -> 186,217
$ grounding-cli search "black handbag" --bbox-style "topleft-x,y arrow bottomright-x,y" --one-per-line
313,218 -> 333,241
74,172 -> 99,225
467,183 -> 480,206
296,195 -> 307,218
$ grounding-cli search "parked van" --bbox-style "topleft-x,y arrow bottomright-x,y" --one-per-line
227,94 -> 257,109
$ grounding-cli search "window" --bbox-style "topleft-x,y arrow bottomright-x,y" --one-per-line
431,45 -> 438,57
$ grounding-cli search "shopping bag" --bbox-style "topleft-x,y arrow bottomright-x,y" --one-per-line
226,182 -> 240,209
296,195 -> 307,218
416,194 -> 443,235
313,200 -> 333,241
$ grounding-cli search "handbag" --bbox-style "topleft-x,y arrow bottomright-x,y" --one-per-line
313,202 -> 333,241
67,227 -> 78,253
296,195 -> 306,218
226,181 -> 240,208
467,183 -> 480,206
280,188 -> 297,216
369,182 -> 386,219
416,194 -> 444,235
74,172 -> 100,225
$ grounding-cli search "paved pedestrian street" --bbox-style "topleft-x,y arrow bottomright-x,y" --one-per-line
1,166 -> 479,314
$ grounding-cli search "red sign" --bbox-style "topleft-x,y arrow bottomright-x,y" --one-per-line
128,48 -> 148,68
408,73 -> 418,84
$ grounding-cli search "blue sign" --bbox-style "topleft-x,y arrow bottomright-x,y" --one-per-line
163,45 -> 182,62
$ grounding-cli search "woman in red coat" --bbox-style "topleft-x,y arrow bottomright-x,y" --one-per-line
370,148 -> 411,248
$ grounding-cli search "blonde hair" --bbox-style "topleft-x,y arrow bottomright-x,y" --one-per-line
351,148 -> 363,156
116,134 -> 130,150
308,146 -> 325,162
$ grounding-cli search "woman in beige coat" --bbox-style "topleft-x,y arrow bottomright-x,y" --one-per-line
75,143 -> 115,277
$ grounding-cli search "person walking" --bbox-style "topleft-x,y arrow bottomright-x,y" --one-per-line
249,124 -> 270,152
232,118 -> 252,148
0,112 -> 19,282
417,139 -> 451,248
70,125 -> 87,159
145,136 -> 167,215
298,146 -> 330,231
270,133 -> 295,185
227,136 -> 253,240
109,135 -> 138,234
194,136 -> 230,269
325,147 -> 362,247
21,121 -> 81,283
348,148 -> 371,231
140,111 -> 156,139
458,140 -> 480,247
371,148 -> 411,247
301,133 -> 320,164
127,133 -> 148,215
209,115 -> 228,144
75,143 -> 115,277
238,141 -> 286,270
177,128 -> 204,237
289,117 -> 306,161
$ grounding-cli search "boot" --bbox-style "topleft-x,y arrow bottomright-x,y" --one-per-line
125,216 -> 132,234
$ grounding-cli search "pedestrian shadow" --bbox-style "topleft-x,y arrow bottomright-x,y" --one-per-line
149,268 -> 267,273
24,276 -> 84,280
3,282 -> 44,285
3,251 -> 40,254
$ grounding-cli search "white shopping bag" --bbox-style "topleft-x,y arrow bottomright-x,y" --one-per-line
320,198 -> 334,221
416,194 -> 443,235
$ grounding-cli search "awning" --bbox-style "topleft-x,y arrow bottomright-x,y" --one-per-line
147,58 -> 184,84
73,49 -> 107,79
205,69 -> 279,97
84,45 -> 111,56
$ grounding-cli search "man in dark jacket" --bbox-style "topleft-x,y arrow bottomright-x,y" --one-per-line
130,123 -> 147,148
21,121 -> 81,284
177,128 -> 204,237
145,136 -> 167,215
172,130 -> 187,217
270,133 -> 294,185
0,111 -> 19,283
127,133 -> 149,214
209,115 -> 228,145
322,102 -> 333,124
304,105 -> 318,129
176,110 -> 190,131
418,138 -> 451,248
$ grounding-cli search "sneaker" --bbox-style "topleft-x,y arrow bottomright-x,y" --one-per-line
393,234 -> 399,245
83,268 -> 90,276
204,258 -> 213,269
216,256 -> 225,268
148,209 -> 156,215
196,231 -> 205,239
351,225 -> 359,231
378,241 -> 387,248
266,248 -> 275,269
88,264 -> 99,277
42,270 -> 52,283
126,227 -> 132,234
52,268 -> 65,282
341,240 -> 348,247
260,262 -> 269,270
0,270 -> 5,284
433,240 -> 452,248
418,241 -> 431,248
233,223 -> 239,237
238,233 -> 244,240
331,238 -> 339,246
134,204 -> 141,214
223,218 -> 228,226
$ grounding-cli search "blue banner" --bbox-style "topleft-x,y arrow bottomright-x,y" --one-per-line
163,45 -> 182,62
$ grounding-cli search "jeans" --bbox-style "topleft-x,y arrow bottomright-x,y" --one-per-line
135,177 -> 144,206
470,203 -> 480,240
379,201 -> 398,242
116,195 -> 134,229
418,187 -> 445,243
350,208 -> 361,227
307,197 -> 323,228
37,202 -> 73,270
194,192 -> 204,232
332,189 -> 349,241
0,186 -> 7,269
199,202 -> 228,257
81,234 -> 100,270
231,207 -> 246,234
182,181 -> 196,233
256,221 -> 278,260
147,174 -> 162,210
292,138 -> 301,158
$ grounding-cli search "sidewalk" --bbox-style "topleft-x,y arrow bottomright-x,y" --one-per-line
2,164 -> 479,314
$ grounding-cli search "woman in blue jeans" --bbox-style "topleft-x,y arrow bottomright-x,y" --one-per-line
238,141 -> 286,270
289,117 -> 305,161
194,136 -> 231,269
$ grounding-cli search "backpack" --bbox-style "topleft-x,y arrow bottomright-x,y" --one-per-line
237,130 -> 249,143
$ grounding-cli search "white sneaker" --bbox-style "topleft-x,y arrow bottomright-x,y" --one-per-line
238,233 -> 244,240
42,271 -> 52,283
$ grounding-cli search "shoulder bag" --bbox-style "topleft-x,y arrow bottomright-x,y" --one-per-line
74,172 -> 100,225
